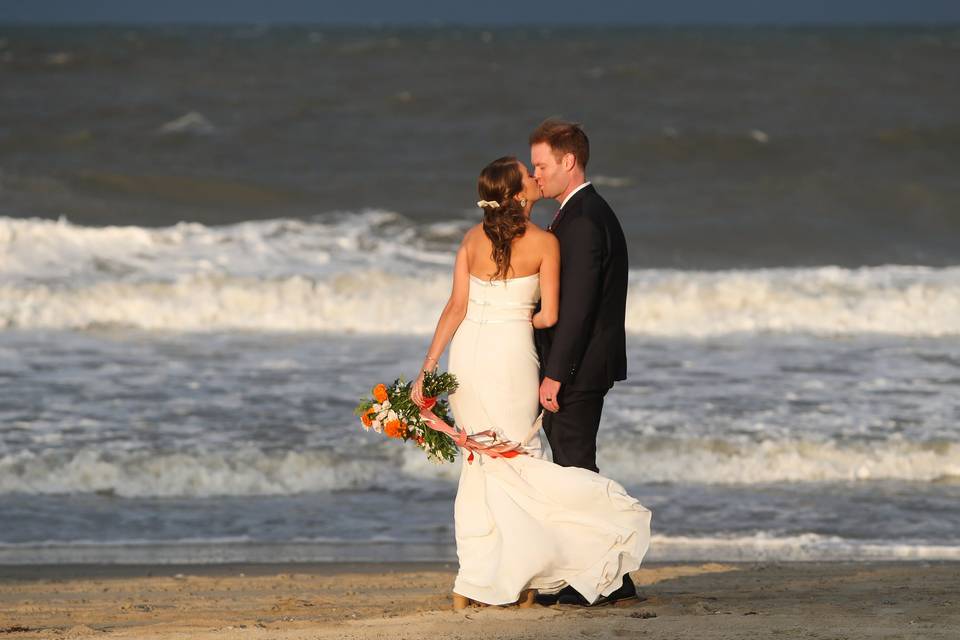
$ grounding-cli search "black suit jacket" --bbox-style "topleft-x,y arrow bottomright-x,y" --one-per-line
536,184 -> 629,391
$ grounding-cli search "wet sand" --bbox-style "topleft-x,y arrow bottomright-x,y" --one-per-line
1,561 -> 957,639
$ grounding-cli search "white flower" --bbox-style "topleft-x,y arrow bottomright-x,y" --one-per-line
380,400 -> 391,411
387,409 -> 398,423
371,420 -> 382,433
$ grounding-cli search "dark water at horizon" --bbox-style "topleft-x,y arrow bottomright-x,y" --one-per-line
2,25 -> 959,268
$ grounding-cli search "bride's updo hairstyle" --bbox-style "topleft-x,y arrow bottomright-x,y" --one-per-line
478,156 -> 527,280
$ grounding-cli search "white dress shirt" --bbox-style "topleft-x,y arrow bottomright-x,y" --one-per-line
559,181 -> 592,210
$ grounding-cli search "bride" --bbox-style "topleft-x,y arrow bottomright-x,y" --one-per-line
412,156 -> 651,609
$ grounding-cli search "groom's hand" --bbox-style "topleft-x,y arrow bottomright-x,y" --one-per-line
539,377 -> 561,413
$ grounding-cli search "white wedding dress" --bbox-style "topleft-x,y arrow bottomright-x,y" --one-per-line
447,273 -> 651,605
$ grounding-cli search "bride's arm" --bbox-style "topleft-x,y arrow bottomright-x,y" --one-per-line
411,240 -> 471,405
532,234 -> 560,329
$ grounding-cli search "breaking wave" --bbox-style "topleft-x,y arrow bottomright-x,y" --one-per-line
2,437 -> 957,498
1,214 -> 958,336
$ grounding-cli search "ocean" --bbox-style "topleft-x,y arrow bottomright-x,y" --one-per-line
1,25 -> 958,564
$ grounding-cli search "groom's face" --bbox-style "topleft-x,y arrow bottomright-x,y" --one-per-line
530,142 -> 568,200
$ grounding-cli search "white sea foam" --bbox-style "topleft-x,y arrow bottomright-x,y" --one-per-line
0,211 -> 452,282
1,215 -> 958,335
0,271 -> 454,332
648,532 -> 960,562
158,111 -> 217,135
624,266 -> 960,337
0,448 -> 394,498
599,437 -> 960,484
2,437 -> 957,498
1,533 -> 956,564
2,266 -> 957,336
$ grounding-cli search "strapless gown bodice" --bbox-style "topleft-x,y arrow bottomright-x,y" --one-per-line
465,273 -> 540,325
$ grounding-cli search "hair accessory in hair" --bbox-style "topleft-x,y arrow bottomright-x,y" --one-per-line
477,200 -> 500,209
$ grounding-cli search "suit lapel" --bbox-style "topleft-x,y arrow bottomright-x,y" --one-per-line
551,184 -> 596,236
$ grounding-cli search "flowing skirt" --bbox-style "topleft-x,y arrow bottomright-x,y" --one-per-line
447,317 -> 651,605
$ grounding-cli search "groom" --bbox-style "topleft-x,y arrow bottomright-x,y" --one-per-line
530,119 -> 629,473
530,119 -> 635,606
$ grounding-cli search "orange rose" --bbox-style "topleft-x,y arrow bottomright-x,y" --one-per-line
384,419 -> 404,439
360,408 -> 374,427
373,384 -> 388,403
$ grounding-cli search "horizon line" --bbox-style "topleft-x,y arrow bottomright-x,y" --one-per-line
2,20 -> 959,28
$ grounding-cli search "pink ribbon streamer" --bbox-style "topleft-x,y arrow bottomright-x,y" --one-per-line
418,397 -> 526,463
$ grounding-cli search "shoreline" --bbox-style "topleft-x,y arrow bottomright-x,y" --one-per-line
2,561 -> 957,639
0,561 -> 458,581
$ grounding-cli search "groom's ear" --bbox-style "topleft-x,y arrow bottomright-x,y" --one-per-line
562,152 -> 576,172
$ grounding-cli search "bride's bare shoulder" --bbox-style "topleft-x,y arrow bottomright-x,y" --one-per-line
525,224 -> 559,248
462,223 -> 485,244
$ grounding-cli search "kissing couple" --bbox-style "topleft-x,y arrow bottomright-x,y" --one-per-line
411,119 -> 651,608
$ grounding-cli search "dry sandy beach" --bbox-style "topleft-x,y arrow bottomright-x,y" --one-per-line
1,561 -> 957,639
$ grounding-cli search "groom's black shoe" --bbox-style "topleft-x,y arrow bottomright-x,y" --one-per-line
535,585 -> 589,606
536,575 -> 644,607
593,574 -> 645,607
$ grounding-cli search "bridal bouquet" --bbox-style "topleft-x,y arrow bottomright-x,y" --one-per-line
354,371 -> 460,463
355,370 -> 529,464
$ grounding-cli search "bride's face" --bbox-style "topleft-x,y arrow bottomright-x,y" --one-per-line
516,162 -> 542,206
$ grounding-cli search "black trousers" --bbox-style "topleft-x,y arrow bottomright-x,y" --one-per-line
542,386 -> 607,473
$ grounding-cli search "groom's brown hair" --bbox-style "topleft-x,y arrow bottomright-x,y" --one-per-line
529,119 -> 590,169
